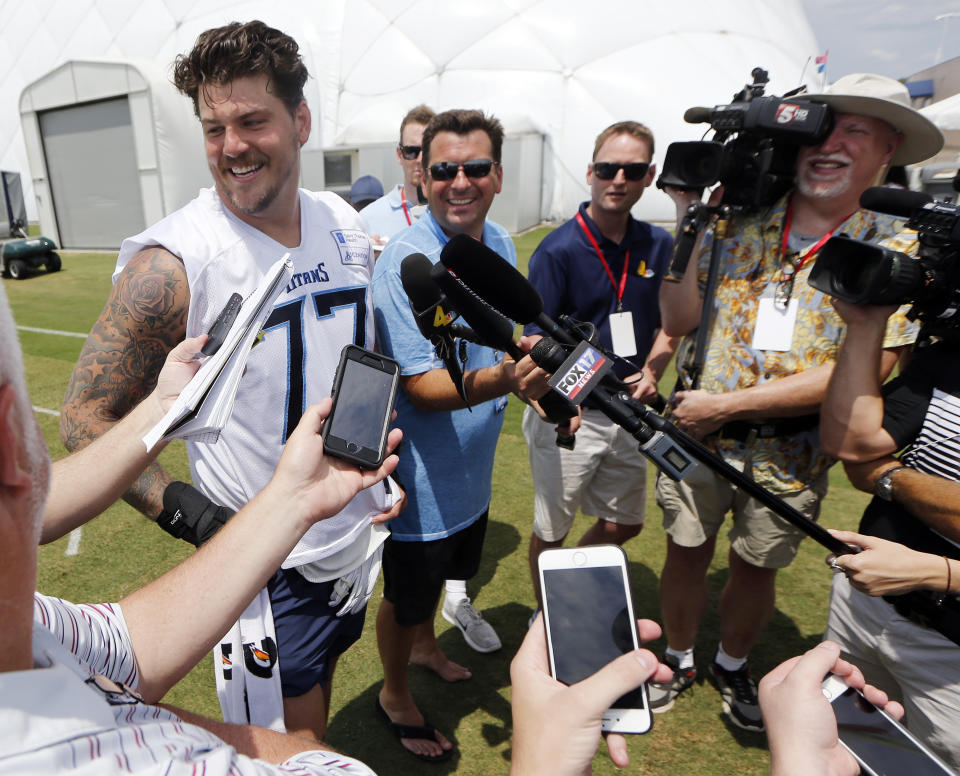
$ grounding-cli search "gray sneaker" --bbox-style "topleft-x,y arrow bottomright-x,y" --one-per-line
648,653 -> 697,713
708,662 -> 764,731
442,598 -> 502,653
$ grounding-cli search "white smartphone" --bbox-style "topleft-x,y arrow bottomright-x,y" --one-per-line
821,674 -> 956,775
538,544 -> 652,734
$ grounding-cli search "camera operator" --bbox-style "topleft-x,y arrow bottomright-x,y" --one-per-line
653,73 -> 943,730
820,297 -> 960,768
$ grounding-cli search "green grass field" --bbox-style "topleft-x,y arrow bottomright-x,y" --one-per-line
8,234 -> 871,775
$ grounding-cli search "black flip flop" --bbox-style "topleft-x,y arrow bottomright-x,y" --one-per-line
374,696 -> 454,763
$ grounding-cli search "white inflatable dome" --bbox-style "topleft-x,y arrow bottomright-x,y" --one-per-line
5,0 -> 820,230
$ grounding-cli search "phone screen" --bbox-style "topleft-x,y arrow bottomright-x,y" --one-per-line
542,565 -> 645,709
327,357 -> 395,450
832,686 -> 954,775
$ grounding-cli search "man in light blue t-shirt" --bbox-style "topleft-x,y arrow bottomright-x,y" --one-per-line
372,109 -> 543,763
360,105 -> 434,248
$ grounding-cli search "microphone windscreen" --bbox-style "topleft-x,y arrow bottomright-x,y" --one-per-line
430,261 -> 517,352
528,337 -> 567,372
859,186 -> 932,218
684,106 -> 713,124
440,233 -> 543,323
400,253 -> 440,313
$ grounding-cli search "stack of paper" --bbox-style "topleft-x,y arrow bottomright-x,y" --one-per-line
142,255 -> 294,451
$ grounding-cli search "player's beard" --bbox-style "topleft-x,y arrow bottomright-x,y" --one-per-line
219,132 -> 300,217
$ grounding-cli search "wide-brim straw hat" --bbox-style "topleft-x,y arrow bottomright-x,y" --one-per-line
795,73 -> 944,165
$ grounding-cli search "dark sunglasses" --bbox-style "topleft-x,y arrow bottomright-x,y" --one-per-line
428,158 -> 496,181
592,161 -> 650,181
398,144 -> 422,160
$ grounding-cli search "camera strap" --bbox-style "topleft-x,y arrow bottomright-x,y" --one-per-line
776,201 -> 856,304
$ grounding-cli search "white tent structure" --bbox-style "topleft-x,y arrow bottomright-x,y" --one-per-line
5,1 -> 822,248
918,96 -> 960,198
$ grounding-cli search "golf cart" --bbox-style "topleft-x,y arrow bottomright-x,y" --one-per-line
1,170 -> 60,279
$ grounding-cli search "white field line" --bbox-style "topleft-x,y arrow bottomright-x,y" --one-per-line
65,528 -> 82,557
17,325 -> 87,338
22,323 -> 81,417
22,324 -> 82,554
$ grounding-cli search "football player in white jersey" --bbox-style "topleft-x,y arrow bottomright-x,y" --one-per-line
60,20 -> 400,742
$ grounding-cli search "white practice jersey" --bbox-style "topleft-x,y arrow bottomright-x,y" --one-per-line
116,188 -> 391,570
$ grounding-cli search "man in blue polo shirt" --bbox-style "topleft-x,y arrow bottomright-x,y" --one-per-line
372,108 -> 544,762
361,105 -> 435,249
523,121 -> 676,610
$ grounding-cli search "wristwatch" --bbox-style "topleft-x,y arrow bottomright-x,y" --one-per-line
875,464 -> 907,501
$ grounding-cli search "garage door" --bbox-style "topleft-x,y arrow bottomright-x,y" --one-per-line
40,97 -> 145,249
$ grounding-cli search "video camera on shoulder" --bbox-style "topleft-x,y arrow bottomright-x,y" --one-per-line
656,67 -> 832,210
809,183 -> 960,338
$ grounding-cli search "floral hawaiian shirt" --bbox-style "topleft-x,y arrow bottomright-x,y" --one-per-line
680,193 -> 919,493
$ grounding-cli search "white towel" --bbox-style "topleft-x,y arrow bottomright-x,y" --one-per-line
214,588 -> 285,732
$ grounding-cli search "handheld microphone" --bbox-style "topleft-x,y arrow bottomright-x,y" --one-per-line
400,253 -> 472,401
400,253 -> 482,346
427,259 -> 518,355
529,337 -> 695,480
438,234 -> 639,396
683,106 -> 713,124
401,252 -> 575,421
439,234 -> 576,345
859,186 -> 933,219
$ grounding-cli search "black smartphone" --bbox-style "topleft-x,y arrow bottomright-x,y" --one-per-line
538,545 -> 652,734
821,674 -> 956,775
321,345 -> 400,468
201,292 -> 243,357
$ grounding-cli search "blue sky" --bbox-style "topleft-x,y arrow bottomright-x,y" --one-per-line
802,0 -> 960,80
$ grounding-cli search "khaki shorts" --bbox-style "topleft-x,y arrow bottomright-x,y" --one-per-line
523,405 -> 647,542
655,456 -> 827,569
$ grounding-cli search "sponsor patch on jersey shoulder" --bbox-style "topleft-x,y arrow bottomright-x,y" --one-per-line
331,229 -> 371,265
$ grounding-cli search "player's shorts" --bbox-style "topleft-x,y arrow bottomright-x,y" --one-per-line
655,460 -> 828,569
267,567 -> 366,697
523,406 -> 647,542
382,510 -> 488,626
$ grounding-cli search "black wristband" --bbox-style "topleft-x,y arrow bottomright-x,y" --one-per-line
156,481 -> 235,547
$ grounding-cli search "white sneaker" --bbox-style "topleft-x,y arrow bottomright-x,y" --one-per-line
442,598 -> 502,653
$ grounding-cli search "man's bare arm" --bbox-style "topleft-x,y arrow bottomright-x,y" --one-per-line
60,247 -> 190,519
159,704 -> 328,761
844,457 -> 960,545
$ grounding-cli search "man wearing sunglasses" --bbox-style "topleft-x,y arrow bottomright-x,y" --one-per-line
360,105 -> 435,250
521,121 -> 677,613
371,108 -> 546,762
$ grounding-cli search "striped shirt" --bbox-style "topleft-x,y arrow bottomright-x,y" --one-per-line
0,594 -> 376,775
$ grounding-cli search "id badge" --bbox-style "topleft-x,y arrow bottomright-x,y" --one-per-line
609,311 -> 637,357
753,296 -> 798,351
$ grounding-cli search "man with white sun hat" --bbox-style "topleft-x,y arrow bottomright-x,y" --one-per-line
652,72 -> 943,731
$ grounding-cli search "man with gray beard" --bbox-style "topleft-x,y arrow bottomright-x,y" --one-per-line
651,73 -> 942,730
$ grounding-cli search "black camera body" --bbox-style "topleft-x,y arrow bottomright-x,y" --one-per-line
657,68 -> 832,209
809,187 -> 960,337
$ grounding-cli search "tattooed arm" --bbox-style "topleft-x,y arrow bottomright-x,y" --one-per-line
59,247 -> 190,520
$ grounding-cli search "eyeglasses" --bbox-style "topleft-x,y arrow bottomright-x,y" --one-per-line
774,252 -> 799,310
398,144 -> 422,160
592,162 -> 651,181
428,158 -> 497,181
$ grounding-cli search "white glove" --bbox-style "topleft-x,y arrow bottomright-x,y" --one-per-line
327,543 -> 383,617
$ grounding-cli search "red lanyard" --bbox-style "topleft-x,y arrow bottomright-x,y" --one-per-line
780,199 -> 855,275
400,187 -> 412,226
576,212 -> 629,310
